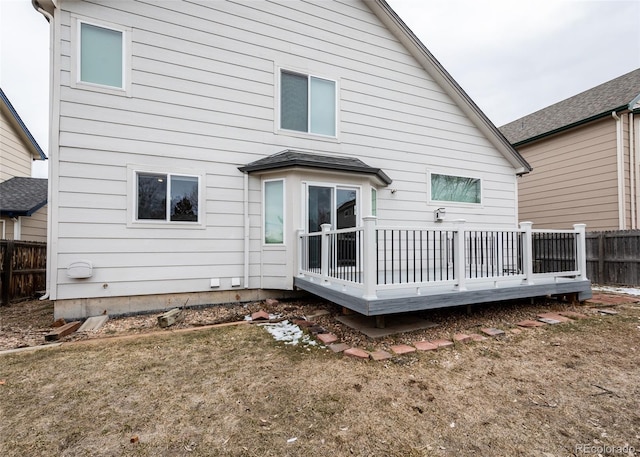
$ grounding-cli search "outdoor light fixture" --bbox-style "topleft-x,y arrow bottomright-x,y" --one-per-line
434,208 -> 446,222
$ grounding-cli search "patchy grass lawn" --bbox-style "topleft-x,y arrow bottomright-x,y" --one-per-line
1,303 -> 639,456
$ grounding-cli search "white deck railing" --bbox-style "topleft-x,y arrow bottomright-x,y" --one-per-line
297,217 -> 587,299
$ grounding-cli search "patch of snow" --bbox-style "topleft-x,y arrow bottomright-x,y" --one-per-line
261,320 -> 317,346
592,286 -> 640,296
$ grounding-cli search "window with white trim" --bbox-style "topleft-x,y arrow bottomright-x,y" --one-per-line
78,20 -> 124,89
280,70 -> 336,136
264,179 -> 284,244
136,172 -> 200,223
431,173 -> 481,204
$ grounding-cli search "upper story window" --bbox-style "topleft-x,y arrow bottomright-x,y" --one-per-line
79,21 -> 124,89
431,173 -> 481,204
136,172 -> 200,223
280,70 -> 336,137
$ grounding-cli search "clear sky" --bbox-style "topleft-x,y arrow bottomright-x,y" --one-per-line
1,0 -> 639,179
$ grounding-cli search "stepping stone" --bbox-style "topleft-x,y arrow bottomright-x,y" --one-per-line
538,317 -> 562,325
369,350 -> 393,361
316,333 -> 338,344
328,343 -> 350,353
308,326 -> 327,335
481,328 -> 505,337
556,311 -> 588,319
78,315 -> 109,332
453,333 -> 472,343
537,312 -> 573,323
343,348 -> 370,359
413,341 -> 438,351
390,344 -> 416,355
468,333 -> 488,342
509,328 -> 523,334
293,319 -> 314,328
596,308 -> 619,315
431,339 -> 454,349
251,310 -> 270,321
305,309 -> 331,320
517,320 -> 546,328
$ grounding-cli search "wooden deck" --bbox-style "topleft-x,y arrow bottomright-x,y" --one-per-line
295,220 -> 592,316
294,275 -> 592,316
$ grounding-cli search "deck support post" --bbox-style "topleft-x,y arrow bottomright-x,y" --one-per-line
320,224 -> 331,284
573,223 -> 588,281
520,221 -> 534,285
454,226 -> 467,291
362,216 -> 378,299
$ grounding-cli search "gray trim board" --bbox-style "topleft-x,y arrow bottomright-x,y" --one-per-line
294,277 -> 592,316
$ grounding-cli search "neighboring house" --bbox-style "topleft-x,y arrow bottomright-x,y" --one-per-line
33,0 -> 590,320
501,69 -> 640,231
0,87 -> 48,241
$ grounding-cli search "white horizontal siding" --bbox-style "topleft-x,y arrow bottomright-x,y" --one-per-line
52,0 -> 519,301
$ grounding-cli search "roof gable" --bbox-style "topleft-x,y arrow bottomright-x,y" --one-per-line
500,68 -> 640,145
0,87 -> 47,161
367,0 -> 531,174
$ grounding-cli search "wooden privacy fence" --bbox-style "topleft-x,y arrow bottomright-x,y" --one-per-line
0,240 -> 46,305
586,230 -> 640,286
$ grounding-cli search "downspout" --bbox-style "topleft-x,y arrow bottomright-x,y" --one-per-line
32,1 -> 54,300
612,111 -> 625,229
630,112 -> 636,229
243,172 -> 249,289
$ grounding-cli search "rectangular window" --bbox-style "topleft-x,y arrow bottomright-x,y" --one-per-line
137,172 -> 199,222
280,70 -> 336,136
264,180 -> 284,244
431,173 -> 481,204
80,22 -> 124,88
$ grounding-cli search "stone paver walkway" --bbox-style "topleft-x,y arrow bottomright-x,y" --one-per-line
256,293 -> 627,362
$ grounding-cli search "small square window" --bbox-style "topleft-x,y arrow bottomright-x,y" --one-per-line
137,172 -> 199,223
280,70 -> 336,136
431,173 -> 481,204
79,22 -> 124,88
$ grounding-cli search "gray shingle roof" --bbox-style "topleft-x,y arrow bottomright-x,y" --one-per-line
500,68 -> 640,145
0,177 -> 48,216
239,150 -> 392,185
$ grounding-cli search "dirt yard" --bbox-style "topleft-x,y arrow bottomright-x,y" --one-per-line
1,294 -> 639,456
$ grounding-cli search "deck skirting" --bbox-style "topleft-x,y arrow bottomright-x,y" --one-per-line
294,276 -> 592,316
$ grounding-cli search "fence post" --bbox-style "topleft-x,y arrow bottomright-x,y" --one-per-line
597,232 -> 604,284
1,241 -> 14,306
362,216 -> 378,299
320,224 -> 331,284
520,222 -> 534,285
573,223 -> 588,281
454,226 -> 467,291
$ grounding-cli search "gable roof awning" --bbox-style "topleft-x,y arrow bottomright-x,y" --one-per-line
500,68 -> 640,146
238,150 -> 392,186
0,177 -> 48,217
